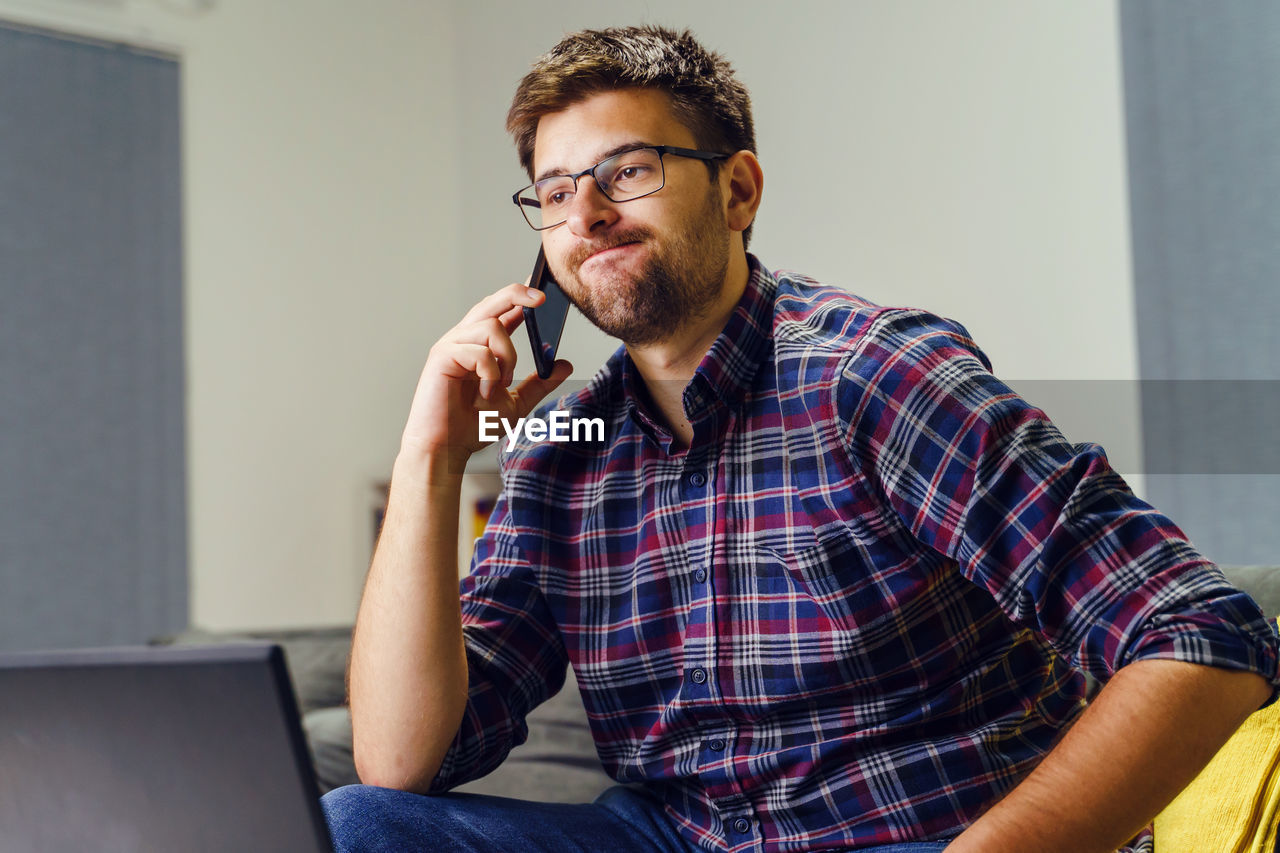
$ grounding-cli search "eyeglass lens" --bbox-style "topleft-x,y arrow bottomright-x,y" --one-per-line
519,148 -> 665,230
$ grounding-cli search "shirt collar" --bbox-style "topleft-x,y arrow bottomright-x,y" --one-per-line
619,254 -> 776,430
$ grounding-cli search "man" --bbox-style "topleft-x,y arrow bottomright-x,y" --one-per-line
323,25 -> 1279,853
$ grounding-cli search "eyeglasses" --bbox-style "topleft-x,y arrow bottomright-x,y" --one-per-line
512,145 -> 730,231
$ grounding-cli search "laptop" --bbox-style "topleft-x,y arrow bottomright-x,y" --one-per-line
0,643 -> 334,852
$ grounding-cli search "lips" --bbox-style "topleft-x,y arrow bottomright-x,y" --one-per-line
567,229 -> 652,272
585,241 -> 639,263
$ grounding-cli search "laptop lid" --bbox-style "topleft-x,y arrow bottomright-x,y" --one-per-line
0,643 -> 334,853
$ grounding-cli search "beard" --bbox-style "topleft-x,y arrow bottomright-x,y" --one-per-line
557,183 -> 730,346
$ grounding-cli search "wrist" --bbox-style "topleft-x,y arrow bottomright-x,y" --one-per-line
393,444 -> 470,490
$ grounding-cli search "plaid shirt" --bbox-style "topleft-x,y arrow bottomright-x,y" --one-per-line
433,257 -> 1280,852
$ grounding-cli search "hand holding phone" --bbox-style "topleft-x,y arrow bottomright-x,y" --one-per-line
523,247 -> 572,380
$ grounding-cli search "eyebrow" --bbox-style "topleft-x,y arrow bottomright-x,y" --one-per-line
534,140 -> 653,184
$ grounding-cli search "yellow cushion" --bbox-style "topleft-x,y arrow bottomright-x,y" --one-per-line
1153,665 -> 1280,853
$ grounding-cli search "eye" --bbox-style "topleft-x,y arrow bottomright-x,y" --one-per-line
611,163 -> 652,185
537,180 -> 575,208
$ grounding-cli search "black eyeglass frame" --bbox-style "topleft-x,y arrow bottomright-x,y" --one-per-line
512,145 -> 731,231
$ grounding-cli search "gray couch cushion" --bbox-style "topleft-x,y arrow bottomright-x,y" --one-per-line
150,626 -> 351,714
303,706 -> 360,793
1221,566 -> 1280,619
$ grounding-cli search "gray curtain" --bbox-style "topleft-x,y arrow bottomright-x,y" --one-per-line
1119,1 -> 1280,565
0,22 -> 187,650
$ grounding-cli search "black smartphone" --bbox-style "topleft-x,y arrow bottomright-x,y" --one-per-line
523,247 -> 572,380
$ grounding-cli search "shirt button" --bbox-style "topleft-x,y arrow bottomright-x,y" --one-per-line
733,818 -> 751,834
687,471 -> 707,488
694,568 -> 707,583
708,738 -> 726,751
690,668 -> 707,684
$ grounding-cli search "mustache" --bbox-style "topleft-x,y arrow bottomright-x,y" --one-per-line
566,228 -> 653,269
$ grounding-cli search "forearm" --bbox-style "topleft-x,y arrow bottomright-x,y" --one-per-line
948,659 -> 1272,853
348,448 -> 470,793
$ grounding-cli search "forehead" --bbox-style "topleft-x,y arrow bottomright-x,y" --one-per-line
532,88 -> 697,177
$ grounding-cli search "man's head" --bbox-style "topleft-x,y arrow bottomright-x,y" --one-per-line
506,27 -> 763,348
507,25 -> 757,248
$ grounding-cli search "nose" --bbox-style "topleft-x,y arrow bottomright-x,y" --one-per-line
564,175 -> 620,238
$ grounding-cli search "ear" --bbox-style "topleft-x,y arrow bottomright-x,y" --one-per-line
721,150 -> 764,234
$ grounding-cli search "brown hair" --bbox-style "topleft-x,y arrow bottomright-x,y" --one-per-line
507,25 -> 756,243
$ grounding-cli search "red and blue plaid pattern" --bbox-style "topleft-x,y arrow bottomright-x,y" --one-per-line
432,258 -> 1279,852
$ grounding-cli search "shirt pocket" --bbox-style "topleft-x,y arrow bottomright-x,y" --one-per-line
759,526 -> 869,632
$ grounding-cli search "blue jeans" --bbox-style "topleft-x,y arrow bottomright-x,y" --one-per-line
320,783 -> 953,852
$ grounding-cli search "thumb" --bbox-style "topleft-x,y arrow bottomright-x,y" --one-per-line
509,359 -> 574,419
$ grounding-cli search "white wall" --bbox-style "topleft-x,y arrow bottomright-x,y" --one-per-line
2,0 -> 1140,630
177,1 -> 461,630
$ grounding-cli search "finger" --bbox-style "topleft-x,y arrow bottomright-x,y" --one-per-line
446,318 -> 520,388
508,359 -> 574,419
444,343 -> 504,398
498,303 -> 528,335
460,283 -> 544,327
487,323 -> 520,388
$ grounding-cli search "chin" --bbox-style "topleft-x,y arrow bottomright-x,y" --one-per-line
571,269 -> 637,308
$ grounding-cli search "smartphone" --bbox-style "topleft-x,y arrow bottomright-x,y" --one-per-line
523,247 -> 571,380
